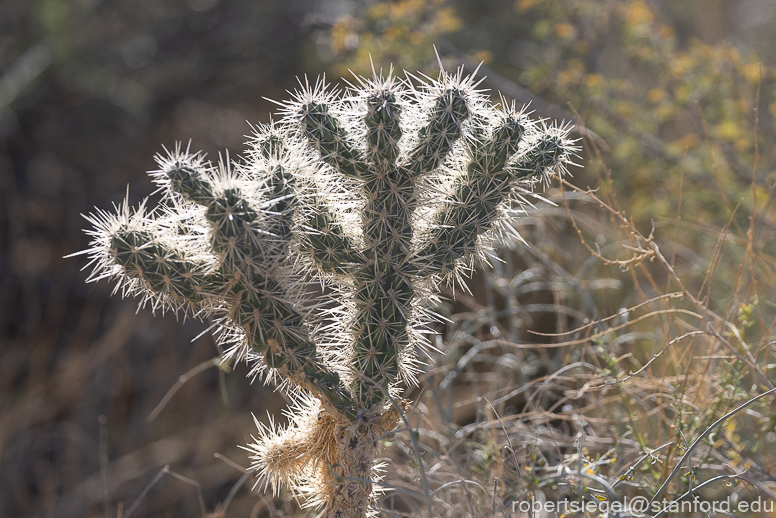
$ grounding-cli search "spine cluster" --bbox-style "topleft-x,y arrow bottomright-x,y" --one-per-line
82,65 -> 576,518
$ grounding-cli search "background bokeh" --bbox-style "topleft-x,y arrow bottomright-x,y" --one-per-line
2,1 -> 775,516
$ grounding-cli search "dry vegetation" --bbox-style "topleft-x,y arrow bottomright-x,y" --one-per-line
375,116 -> 776,516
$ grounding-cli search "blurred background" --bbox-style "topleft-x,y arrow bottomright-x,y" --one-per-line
1,0 -> 775,516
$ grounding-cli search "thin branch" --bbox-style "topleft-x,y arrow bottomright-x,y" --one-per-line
122,466 -> 168,518
147,357 -> 221,423
649,387 -> 776,505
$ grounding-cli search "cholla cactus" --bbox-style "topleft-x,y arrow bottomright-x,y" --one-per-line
80,64 -> 575,517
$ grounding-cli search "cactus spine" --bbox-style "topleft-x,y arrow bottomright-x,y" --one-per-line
81,64 -> 575,517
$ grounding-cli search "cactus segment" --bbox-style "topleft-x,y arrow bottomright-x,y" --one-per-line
405,87 -> 469,177
298,100 -> 367,179
300,201 -> 363,275
415,110 -> 528,275
109,225 -> 221,306
508,127 -> 574,181
364,87 -> 403,167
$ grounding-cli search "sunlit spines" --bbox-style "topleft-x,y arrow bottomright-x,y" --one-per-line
249,123 -> 298,245
349,261 -> 409,406
251,120 -> 289,162
245,122 -> 321,271
227,122 -> 359,414
349,257 -> 414,408
220,263 -> 354,415
470,101 -> 530,170
348,69 -> 490,408
351,72 -> 413,406
150,130 -> 357,415
109,227 -> 219,306
282,77 -> 367,179
403,68 -> 484,178
413,108 -> 535,279
299,200 -> 363,276
204,187 -> 261,269
243,395 -> 338,500
255,131 -> 365,280
153,150 -> 278,277
151,145 -> 214,205
82,198 -> 222,315
507,121 -> 578,185
357,71 -> 403,169
262,164 -> 298,256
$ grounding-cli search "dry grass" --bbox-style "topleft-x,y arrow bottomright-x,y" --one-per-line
368,107 -> 776,516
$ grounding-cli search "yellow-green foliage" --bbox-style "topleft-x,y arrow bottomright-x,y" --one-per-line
330,0 -> 775,231
514,0 -> 773,223
330,0 -> 462,77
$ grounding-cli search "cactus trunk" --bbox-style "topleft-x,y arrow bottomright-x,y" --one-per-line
323,425 -> 378,518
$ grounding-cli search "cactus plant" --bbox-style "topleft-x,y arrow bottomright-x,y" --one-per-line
80,64 -> 575,517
